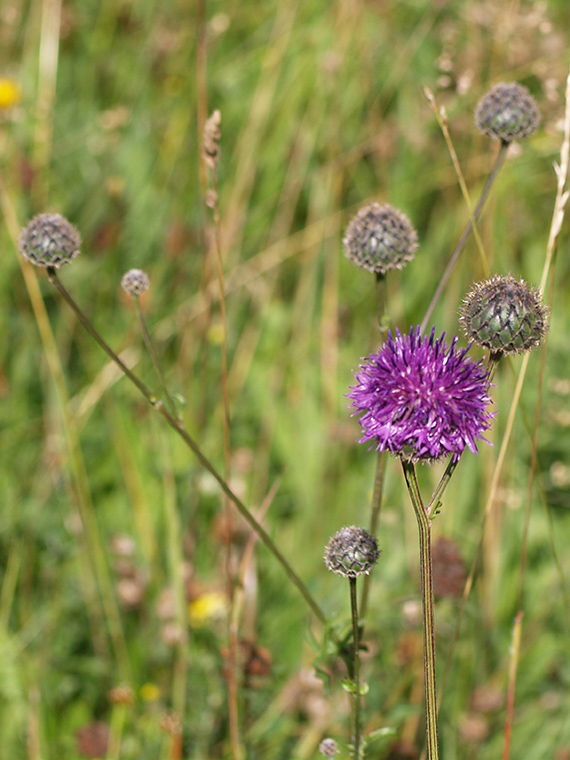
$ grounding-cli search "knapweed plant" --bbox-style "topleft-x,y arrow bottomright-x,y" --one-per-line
336,79 -> 555,759
12,67 -> 565,760
348,326 -> 495,759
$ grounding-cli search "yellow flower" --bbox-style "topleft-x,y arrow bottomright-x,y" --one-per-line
207,322 -> 225,346
140,682 -> 161,702
188,591 -> 226,627
0,78 -> 21,109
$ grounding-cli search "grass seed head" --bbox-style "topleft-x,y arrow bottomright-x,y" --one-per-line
203,109 -> 222,169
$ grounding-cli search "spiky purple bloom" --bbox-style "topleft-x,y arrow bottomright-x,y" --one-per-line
349,327 -> 493,463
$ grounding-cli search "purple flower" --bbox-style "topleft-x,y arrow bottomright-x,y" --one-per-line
348,327 -> 493,463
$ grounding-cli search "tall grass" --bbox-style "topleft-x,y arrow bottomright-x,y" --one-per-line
1,0 -> 570,758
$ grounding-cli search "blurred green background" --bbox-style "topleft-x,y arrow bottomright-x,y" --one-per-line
2,0 -> 570,757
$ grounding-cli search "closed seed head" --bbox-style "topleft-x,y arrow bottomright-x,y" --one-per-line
475,83 -> 540,143
319,738 -> 339,757
19,213 -> 81,268
343,203 -> 418,276
121,269 -> 150,297
324,527 -> 380,578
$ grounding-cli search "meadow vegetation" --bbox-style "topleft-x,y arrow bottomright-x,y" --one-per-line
1,0 -> 570,758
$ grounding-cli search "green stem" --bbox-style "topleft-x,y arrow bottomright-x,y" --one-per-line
360,273 -> 390,619
350,576 -> 362,760
402,461 -> 439,760
360,451 -> 386,618
133,297 -> 179,420
47,268 -> 328,626
420,141 -> 509,334
426,456 -> 457,517
375,272 -> 388,336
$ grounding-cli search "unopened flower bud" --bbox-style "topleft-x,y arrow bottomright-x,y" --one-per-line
121,269 -> 150,297
343,203 -> 418,276
319,738 -> 339,757
475,83 -> 540,143
324,527 -> 380,578
460,275 -> 548,355
19,213 -> 81,268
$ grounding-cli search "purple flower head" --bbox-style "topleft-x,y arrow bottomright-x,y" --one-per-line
348,326 -> 494,463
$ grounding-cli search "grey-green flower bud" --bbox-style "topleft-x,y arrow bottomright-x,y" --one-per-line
475,83 -> 540,143
343,203 -> 418,276
324,527 -> 380,578
460,275 -> 548,355
19,213 -> 81,268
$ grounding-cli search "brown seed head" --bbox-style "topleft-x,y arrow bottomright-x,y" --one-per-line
203,109 -> 222,169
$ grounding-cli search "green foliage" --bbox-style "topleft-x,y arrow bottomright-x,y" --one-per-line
1,0 -> 570,757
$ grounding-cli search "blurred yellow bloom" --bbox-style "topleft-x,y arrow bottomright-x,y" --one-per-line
140,682 -> 161,702
0,78 -> 21,109
207,322 -> 225,346
189,591 -> 226,627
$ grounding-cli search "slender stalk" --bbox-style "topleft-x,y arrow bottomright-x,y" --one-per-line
133,297 -> 179,420
360,272 -> 390,617
360,452 -> 386,618
402,461 -> 439,760
502,610 -> 523,760
375,272 -> 388,336
349,577 -> 362,760
420,141 -> 509,334
46,268 -> 328,626
210,167 -> 242,760
426,457 -> 458,517
107,701 -> 128,760
160,430 -> 189,730
203,104 -> 241,758
47,269 -> 155,402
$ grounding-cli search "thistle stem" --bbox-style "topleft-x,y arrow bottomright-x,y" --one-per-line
402,461 -> 439,760
349,576 -> 362,760
46,268 -> 328,627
